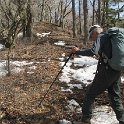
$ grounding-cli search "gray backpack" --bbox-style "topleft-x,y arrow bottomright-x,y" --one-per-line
107,27 -> 124,71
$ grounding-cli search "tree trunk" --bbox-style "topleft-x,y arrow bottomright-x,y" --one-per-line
59,0 -> 63,27
105,1 -> 109,28
6,49 -> 11,76
72,0 -> 76,38
101,0 -> 106,27
117,2 -> 120,20
79,0 -> 82,35
83,0 -> 88,44
97,0 -> 101,25
25,0 -> 32,40
40,0 -> 45,22
55,10 -> 58,24
92,0 -> 95,25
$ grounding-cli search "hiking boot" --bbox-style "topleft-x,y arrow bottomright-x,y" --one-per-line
81,116 -> 91,123
72,121 -> 91,124
72,119 -> 91,124
82,119 -> 91,124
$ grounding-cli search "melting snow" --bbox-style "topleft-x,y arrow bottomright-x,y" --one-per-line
36,32 -> 51,38
54,41 -> 65,46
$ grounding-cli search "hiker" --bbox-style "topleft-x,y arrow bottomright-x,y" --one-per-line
71,25 -> 124,124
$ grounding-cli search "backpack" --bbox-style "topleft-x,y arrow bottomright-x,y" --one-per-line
107,27 -> 124,71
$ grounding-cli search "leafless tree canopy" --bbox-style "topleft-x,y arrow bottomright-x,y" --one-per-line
0,0 -> 123,43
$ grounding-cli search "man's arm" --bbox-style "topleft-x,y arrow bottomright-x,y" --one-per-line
75,48 -> 95,56
72,34 -> 102,57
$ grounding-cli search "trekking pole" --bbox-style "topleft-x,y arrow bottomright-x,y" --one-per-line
38,52 -> 73,106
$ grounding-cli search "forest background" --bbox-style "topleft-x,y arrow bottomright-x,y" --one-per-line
0,0 -> 124,45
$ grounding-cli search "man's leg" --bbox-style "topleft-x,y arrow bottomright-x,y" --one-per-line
82,64 -> 109,121
108,77 -> 124,124
81,77 -> 108,121
81,64 -> 122,122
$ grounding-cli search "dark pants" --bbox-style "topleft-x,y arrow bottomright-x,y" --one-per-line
82,62 -> 124,123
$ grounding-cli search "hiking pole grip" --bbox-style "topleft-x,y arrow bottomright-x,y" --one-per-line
38,52 -> 73,106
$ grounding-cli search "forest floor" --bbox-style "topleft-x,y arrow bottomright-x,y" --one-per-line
0,22 -> 123,124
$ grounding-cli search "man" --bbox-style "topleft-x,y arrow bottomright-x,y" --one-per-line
71,25 -> 124,124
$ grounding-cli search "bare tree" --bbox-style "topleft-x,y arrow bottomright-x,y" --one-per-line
79,0 -> 82,35
40,0 -> 45,21
25,0 -> 32,39
58,0 -> 72,28
0,0 -> 29,76
72,0 -> 76,37
92,0 -> 96,25
97,0 -> 101,25
101,0 -> 109,27
83,0 -> 89,44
